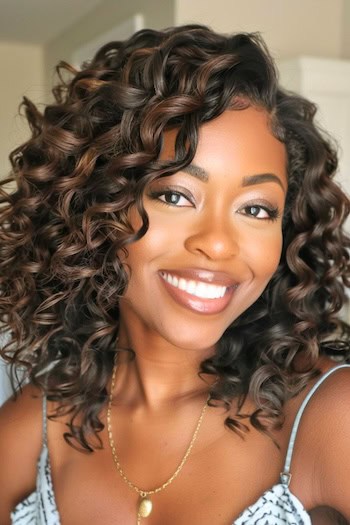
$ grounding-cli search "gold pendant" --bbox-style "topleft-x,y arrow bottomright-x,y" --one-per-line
138,496 -> 153,518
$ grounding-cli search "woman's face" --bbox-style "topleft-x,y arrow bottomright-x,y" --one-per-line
119,107 -> 287,349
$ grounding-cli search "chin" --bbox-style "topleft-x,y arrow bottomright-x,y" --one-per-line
160,325 -> 225,353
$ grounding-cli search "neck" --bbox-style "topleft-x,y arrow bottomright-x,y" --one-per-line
114,325 -> 216,410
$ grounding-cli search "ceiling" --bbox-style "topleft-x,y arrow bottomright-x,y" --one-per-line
0,0 -> 106,44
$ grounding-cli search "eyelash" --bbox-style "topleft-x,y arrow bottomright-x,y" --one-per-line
148,188 -> 194,207
240,204 -> 280,221
148,188 -> 280,221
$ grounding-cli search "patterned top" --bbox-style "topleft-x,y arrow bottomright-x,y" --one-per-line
11,364 -> 350,525
11,443 -> 60,525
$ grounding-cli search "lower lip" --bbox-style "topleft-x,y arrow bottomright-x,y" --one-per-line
159,275 -> 237,314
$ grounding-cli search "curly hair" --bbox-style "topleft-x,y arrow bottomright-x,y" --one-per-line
0,25 -> 349,451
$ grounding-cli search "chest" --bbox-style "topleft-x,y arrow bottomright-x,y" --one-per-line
49,425 -> 291,525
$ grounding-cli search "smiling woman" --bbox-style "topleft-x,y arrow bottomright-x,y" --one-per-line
0,25 -> 349,525
120,108 -> 286,338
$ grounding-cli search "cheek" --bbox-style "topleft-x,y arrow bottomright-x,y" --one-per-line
246,228 -> 283,279
121,227 -> 169,289
128,209 -> 183,264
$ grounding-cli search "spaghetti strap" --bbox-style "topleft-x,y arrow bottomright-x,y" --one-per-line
280,363 -> 350,486
42,394 -> 48,447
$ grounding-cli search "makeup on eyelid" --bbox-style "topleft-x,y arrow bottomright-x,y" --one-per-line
147,185 -> 281,221
118,107 -> 287,349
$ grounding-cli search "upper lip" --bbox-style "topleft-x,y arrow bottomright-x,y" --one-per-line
159,268 -> 239,287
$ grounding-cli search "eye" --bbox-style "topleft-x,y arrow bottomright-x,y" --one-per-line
240,204 -> 279,221
160,191 -> 191,206
148,188 -> 194,207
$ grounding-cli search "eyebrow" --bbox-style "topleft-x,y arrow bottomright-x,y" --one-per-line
181,163 -> 285,190
181,164 -> 208,182
242,173 -> 285,190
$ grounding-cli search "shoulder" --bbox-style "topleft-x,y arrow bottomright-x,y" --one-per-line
307,363 -> 350,433
0,383 -> 44,522
299,363 -> 350,519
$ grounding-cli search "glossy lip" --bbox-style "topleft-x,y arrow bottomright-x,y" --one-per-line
158,269 -> 239,315
159,268 -> 238,286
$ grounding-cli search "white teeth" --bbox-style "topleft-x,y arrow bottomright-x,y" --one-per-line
161,272 -> 230,299
179,278 -> 187,291
187,280 -> 196,294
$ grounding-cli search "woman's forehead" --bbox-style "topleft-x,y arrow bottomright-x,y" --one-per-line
160,107 -> 287,189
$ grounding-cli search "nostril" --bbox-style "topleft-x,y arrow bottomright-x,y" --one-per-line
184,229 -> 239,260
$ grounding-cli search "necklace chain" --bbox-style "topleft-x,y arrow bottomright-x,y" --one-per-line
106,353 -> 209,523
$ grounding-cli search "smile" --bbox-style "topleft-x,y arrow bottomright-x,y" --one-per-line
158,270 -> 239,315
160,271 -> 228,299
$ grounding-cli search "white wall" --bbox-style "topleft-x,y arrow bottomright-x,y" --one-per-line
0,42 -> 45,179
176,0 -> 347,59
45,0 -> 175,92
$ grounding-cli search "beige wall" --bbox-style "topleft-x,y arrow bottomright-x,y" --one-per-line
45,0 -> 175,96
342,0 -> 350,57
0,0 -> 175,179
0,42 -> 45,179
176,0 -> 347,59
2,0 -> 350,178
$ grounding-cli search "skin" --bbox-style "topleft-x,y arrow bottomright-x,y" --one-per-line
116,106 -> 287,407
1,107 -> 350,525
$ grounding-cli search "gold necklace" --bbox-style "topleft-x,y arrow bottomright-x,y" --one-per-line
106,355 -> 209,524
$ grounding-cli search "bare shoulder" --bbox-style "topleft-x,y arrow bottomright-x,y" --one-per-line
309,363 -> 350,427
301,363 -> 350,520
0,383 -> 44,523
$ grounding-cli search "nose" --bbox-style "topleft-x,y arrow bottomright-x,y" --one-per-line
184,216 -> 239,261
